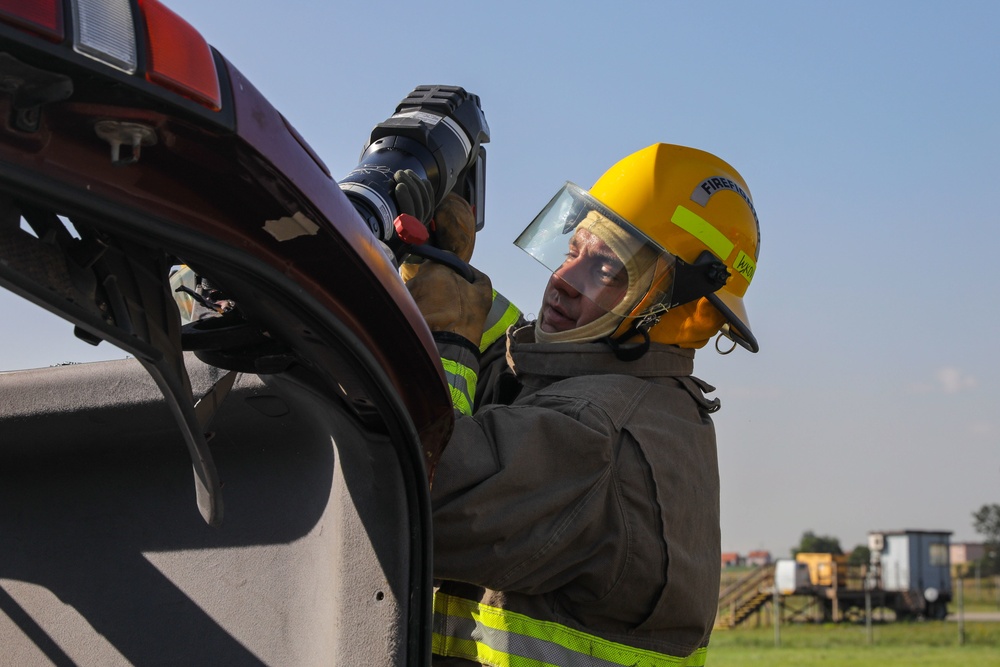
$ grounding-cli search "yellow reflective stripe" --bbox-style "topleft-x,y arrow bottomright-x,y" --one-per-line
448,386 -> 473,416
432,633 -> 483,663
434,593 -> 707,667
671,205 -> 734,260
441,358 -> 477,416
480,290 -> 522,353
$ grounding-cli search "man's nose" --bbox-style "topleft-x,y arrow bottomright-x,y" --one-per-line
551,264 -> 582,297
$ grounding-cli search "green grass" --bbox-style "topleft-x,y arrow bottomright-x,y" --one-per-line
708,622 -> 1000,666
956,580 -> 1000,613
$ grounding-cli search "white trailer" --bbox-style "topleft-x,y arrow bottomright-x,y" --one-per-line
774,559 -> 812,596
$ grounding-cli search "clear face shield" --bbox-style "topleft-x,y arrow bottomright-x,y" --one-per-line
515,183 -> 676,327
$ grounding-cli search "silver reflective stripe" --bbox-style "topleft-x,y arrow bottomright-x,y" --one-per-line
433,593 -> 707,667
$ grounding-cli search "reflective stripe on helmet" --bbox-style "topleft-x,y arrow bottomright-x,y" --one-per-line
441,358 -> 477,416
480,290 -> 522,352
669,205 -> 734,262
432,593 -> 708,667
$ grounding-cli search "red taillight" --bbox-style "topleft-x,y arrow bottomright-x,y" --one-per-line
0,0 -> 64,41
138,0 -> 221,111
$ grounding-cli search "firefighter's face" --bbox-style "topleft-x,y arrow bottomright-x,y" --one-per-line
538,228 -> 628,333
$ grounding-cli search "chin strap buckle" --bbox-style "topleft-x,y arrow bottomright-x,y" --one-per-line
635,303 -> 669,333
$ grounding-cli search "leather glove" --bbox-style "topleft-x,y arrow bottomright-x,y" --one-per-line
406,262 -> 493,345
429,193 -> 476,263
400,193 -> 477,282
393,169 -> 434,224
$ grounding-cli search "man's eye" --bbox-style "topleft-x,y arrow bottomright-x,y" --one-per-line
599,265 -> 625,286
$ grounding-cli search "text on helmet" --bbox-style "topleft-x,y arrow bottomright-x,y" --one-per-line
690,177 -> 760,229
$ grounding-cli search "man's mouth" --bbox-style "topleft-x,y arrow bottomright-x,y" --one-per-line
541,299 -> 575,331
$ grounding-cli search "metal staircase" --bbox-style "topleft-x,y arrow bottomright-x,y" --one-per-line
717,565 -> 775,628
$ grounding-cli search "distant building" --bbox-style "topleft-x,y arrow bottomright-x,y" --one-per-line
950,542 -> 986,565
721,552 -> 744,568
869,529 -> 952,616
747,550 -> 772,566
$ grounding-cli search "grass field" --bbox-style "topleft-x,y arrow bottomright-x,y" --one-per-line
714,568 -> 1000,663
708,621 -> 1000,666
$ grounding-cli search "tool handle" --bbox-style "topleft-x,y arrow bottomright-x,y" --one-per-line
406,244 -> 475,283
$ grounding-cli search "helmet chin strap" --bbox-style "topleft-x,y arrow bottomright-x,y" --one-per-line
606,305 -> 665,361
607,324 -> 652,362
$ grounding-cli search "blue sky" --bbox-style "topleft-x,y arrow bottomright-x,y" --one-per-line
2,0 -> 998,556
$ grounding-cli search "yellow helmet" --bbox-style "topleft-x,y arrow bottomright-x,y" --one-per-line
590,143 -> 760,352
515,143 -> 760,355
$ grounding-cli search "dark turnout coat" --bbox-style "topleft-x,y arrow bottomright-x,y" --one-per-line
430,324 -> 722,666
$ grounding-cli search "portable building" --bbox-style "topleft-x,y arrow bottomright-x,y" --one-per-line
869,530 -> 952,619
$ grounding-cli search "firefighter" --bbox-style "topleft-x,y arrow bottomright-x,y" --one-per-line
400,143 -> 761,666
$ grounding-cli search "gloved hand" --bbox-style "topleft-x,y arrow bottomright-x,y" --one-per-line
400,193 -> 477,282
393,169 -> 434,224
429,193 -> 477,263
406,261 -> 493,345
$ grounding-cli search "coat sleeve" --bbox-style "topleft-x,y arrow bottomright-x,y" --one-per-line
430,393 -> 632,596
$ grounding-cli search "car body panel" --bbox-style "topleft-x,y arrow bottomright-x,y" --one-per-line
0,3 -> 450,664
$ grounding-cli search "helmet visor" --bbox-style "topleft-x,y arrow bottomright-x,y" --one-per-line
515,182 -> 676,319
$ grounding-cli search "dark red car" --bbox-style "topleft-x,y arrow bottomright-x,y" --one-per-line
0,2 -> 454,664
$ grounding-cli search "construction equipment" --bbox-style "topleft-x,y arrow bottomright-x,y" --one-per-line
795,552 -> 850,588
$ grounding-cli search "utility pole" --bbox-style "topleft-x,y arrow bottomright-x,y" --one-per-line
865,565 -> 873,646
957,571 -> 965,647
773,587 -> 781,648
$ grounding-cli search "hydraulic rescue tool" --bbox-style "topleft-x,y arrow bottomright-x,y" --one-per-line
338,84 -> 489,280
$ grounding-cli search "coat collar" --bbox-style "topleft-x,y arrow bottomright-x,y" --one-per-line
506,323 -> 695,380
